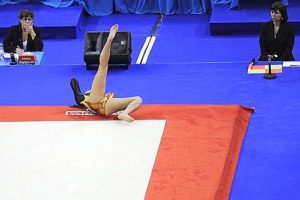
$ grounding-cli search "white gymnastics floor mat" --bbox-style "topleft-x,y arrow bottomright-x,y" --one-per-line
0,120 -> 166,200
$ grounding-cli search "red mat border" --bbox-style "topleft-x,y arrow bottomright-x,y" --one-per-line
0,105 -> 253,200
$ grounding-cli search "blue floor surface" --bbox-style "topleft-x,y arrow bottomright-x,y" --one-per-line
1,63 -> 300,200
149,14 -> 300,63
1,3 -> 300,200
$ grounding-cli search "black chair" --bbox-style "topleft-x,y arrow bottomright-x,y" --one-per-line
84,31 -> 132,70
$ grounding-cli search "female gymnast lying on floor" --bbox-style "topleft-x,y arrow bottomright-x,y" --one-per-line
70,24 -> 142,122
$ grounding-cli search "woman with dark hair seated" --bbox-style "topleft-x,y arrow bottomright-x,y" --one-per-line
259,1 -> 295,61
2,9 -> 43,54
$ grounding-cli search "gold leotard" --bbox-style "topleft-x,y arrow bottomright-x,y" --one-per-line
81,93 -> 114,115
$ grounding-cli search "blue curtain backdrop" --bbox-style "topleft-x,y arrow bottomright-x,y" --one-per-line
114,0 -> 212,15
0,0 -> 290,16
0,0 -> 27,6
227,0 -> 289,9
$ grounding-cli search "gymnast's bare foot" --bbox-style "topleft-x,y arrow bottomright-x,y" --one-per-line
108,24 -> 119,40
118,111 -> 135,122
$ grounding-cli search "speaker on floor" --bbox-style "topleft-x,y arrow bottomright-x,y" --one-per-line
84,31 -> 132,70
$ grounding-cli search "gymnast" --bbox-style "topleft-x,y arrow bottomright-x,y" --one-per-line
70,24 -> 142,122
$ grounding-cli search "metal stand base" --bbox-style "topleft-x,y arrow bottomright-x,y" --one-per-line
264,73 -> 276,79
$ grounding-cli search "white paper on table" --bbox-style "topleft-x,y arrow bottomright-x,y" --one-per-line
283,61 -> 300,67
3,53 -> 11,59
4,53 -> 19,60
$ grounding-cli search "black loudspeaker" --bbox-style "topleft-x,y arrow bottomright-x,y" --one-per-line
84,31 -> 132,70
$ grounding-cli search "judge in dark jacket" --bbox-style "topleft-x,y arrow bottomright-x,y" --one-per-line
2,9 -> 43,54
259,1 -> 294,61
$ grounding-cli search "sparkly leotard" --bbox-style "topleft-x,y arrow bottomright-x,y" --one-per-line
81,93 -> 114,115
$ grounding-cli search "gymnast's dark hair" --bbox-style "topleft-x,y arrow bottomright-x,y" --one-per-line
271,1 -> 288,23
19,9 -> 34,19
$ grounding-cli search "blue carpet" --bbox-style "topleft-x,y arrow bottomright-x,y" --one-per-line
1,3 -> 300,199
80,14 -> 158,38
0,63 -> 300,199
77,14 -> 159,64
1,62 -> 300,106
149,14 -> 291,63
148,14 -> 300,63
0,14 -> 157,65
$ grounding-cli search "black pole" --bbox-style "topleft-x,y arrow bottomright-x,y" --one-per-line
264,55 -> 276,79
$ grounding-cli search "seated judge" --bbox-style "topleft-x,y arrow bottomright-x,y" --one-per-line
259,1 -> 295,61
2,9 -> 43,54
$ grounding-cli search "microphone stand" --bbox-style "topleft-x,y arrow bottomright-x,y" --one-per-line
264,55 -> 276,79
